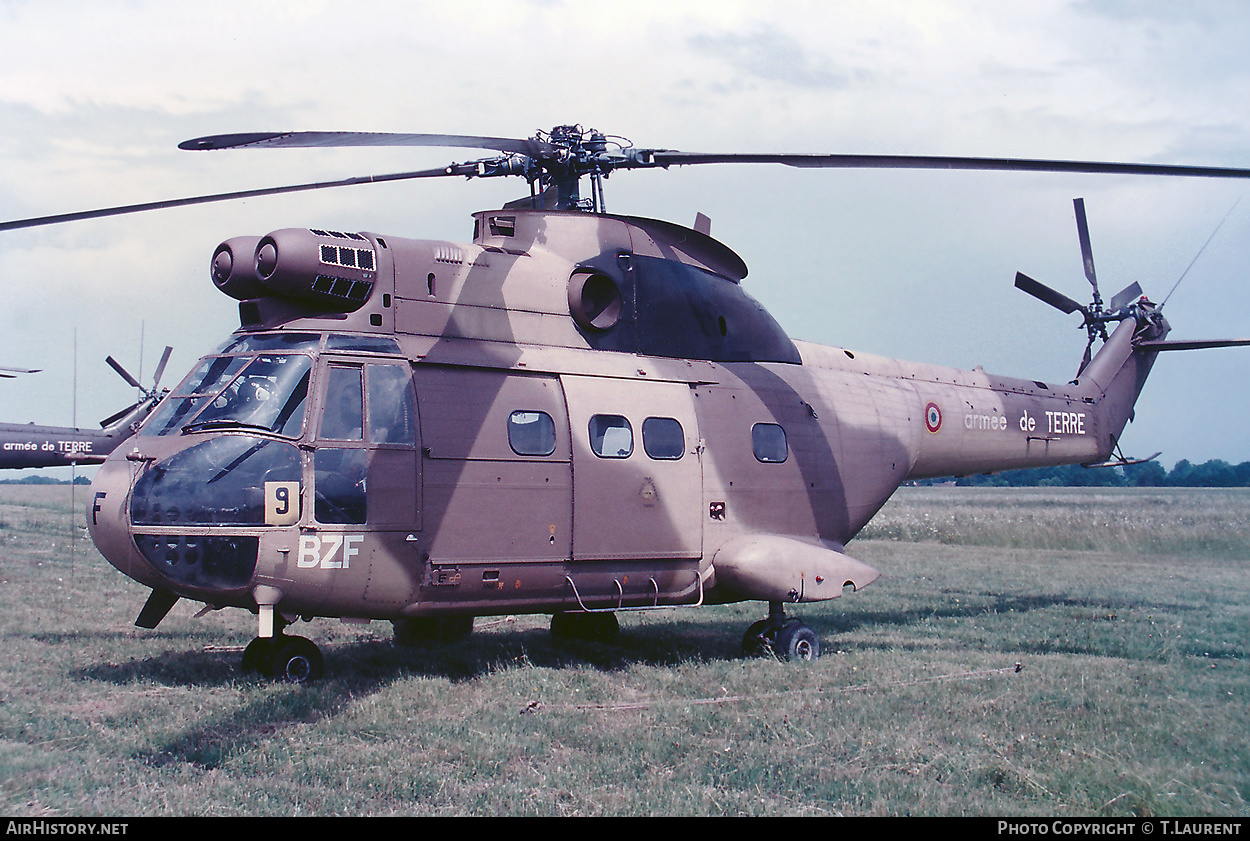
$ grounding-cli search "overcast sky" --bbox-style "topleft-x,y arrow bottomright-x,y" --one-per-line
2,0 -> 1249,477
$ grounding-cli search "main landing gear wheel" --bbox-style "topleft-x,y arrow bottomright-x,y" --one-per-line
550,611 -> 619,642
741,602 -> 821,662
241,634 -> 324,683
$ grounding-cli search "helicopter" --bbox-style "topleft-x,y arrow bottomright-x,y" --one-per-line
0,349 -> 172,469
4,125 -> 1250,682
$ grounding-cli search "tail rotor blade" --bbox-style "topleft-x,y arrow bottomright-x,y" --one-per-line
106,355 -> 142,390
1074,198 -> 1099,294
152,346 -> 173,390
100,401 -> 142,428
1108,281 -> 1143,313
1015,272 -> 1085,315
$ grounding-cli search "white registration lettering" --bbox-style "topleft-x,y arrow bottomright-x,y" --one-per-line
343,535 -> 363,568
296,534 -> 365,570
298,535 -> 321,568
963,412 -> 1007,432
1045,410 -> 1087,435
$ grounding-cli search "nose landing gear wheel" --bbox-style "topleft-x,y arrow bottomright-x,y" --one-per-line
741,602 -> 821,662
270,635 -> 324,683
241,634 -> 324,682
241,637 -> 274,675
776,620 -> 820,662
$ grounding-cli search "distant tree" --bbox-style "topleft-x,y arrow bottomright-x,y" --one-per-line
1124,460 -> 1168,487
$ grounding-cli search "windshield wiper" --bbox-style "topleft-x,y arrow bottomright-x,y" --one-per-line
180,419 -> 275,435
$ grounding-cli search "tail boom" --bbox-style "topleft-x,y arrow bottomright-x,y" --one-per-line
903,309 -> 1167,481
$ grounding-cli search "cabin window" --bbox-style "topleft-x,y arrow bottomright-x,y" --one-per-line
508,410 -> 557,456
751,422 -> 788,463
589,414 -> 633,458
642,417 -> 685,460
366,364 -> 416,445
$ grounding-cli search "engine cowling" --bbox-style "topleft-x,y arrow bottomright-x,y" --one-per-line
211,228 -> 379,312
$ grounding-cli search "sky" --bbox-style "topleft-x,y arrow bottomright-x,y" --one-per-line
2,0 -> 1249,478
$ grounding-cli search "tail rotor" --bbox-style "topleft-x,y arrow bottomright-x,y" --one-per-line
1014,198 -> 1145,372
100,346 -> 172,428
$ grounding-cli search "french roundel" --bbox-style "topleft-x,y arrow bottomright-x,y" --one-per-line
924,402 -> 942,433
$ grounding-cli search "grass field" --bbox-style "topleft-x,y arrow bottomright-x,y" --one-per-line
1,485 -> 1246,816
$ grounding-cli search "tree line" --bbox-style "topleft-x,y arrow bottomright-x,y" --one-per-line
920,459 -> 1250,488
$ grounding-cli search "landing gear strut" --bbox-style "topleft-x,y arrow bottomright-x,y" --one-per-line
741,601 -> 821,661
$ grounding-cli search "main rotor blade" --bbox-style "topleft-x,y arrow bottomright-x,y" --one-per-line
1015,272 -> 1084,315
1136,338 -> 1250,351
646,151 -> 1250,180
0,165 -> 464,232
1073,198 -> 1098,292
179,131 -> 555,158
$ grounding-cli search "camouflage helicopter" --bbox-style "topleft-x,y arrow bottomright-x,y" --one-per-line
0,349 -> 172,469
4,125 -> 1250,682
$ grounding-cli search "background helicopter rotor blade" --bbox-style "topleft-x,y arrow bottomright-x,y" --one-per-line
1073,198 -> 1099,294
1014,272 -> 1085,315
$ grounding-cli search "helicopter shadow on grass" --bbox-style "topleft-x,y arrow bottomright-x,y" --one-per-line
65,591 -> 1219,769
66,613 -> 760,769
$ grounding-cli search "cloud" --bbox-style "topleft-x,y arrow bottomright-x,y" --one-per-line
688,27 -> 854,90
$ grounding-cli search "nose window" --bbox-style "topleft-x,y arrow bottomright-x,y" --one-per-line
130,436 -> 301,527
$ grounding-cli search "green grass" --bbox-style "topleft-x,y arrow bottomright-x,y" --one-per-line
0,485 -> 1247,816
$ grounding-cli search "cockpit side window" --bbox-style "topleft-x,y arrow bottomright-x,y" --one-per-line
313,361 -> 419,526
319,365 -> 364,441
313,447 -> 368,524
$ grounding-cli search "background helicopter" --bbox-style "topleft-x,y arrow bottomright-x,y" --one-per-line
4,126 -> 1248,681
0,348 -> 172,469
